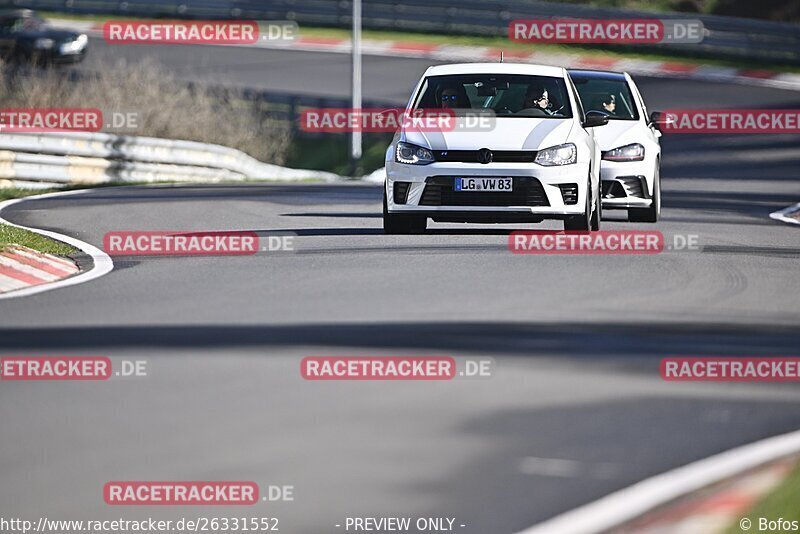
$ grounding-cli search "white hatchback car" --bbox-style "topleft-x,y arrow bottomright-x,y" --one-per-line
568,69 -> 664,222
383,63 -> 608,234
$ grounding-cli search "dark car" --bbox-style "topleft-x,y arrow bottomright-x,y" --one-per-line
0,9 -> 88,65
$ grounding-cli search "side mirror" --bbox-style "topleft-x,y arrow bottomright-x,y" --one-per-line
583,113 -> 608,128
649,111 -> 671,131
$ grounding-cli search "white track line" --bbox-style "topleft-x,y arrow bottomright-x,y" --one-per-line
0,189 -> 114,300
516,429 -> 800,534
770,202 -> 800,226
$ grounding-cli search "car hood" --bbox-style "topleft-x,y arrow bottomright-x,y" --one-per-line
403,117 -> 573,151
17,27 -> 81,41
592,120 -> 645,151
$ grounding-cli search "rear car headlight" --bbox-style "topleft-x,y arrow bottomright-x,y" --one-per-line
535,143 -> 576,166
602,143 -> 645,162
395,142 -> 434,165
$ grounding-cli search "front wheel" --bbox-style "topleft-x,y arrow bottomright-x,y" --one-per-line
590,182 -> 601,231
383,189 -> 427,234
629,163 -> 660,223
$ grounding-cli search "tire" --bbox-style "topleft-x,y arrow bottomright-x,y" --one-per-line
4,48 -> 23,66
383,189 -> 427,234
590,180 -> 601,231
31,51 -> 47,68
564,177 -> 597,232
629,163 -> 660,223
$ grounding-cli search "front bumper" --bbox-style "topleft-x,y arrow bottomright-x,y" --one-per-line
600,159 -> 653,209
28,47 -> 87,65
386,160 -> 591,218
52,47 -> 88,64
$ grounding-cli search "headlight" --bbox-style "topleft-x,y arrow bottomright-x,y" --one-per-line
60,35 -> 88,54
395,142 -> 434,165
34,38 -> 55,49
602,143 -> 644,162
535,143 -> 576,166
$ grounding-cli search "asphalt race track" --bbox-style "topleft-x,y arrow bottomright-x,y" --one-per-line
1,44 -> 800,533
76,38 -> 800,106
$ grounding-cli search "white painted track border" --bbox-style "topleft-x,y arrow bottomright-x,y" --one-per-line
770,203 -> 800,226
0,189 -> 114,300
517,429 -> 800,534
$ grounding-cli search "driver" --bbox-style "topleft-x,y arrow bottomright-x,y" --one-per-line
439,86 -> 461,109
522,85 -> 555,115
602,94 -> 617,115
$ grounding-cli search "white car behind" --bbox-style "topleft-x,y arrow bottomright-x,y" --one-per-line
569,69 -> 665,222
384,63 -> 608,234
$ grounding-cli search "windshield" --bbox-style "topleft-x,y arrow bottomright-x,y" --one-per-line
0,15 -> 46,33
414,74 -> 574,119
571,76 -> 640,120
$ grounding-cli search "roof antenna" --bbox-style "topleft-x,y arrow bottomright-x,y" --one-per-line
500,51 -> 504,63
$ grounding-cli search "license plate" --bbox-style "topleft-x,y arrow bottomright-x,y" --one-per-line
454,177 -> 513,192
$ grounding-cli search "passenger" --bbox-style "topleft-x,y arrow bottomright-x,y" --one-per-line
602,94 -> 617,115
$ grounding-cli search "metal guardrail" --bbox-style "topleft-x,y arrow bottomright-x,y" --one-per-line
234,87 -> 399,129
4,0 -> 800,64
0,132 -> 340,188
0,67 -> 394,189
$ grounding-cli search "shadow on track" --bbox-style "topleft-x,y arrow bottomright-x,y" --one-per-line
2,322 -> 798,362
255,228 -> 521,236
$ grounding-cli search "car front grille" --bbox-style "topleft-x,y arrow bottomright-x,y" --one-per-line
420,177 -> 549,207
432,150 -> 538,163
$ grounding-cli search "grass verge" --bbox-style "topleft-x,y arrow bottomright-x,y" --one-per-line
0,183 -> 173,202
0,178 -> 334,201
0,224 -> 76,256
726,460 -> 800,533
0,188 -> 61,202
0,59 -> 292,165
